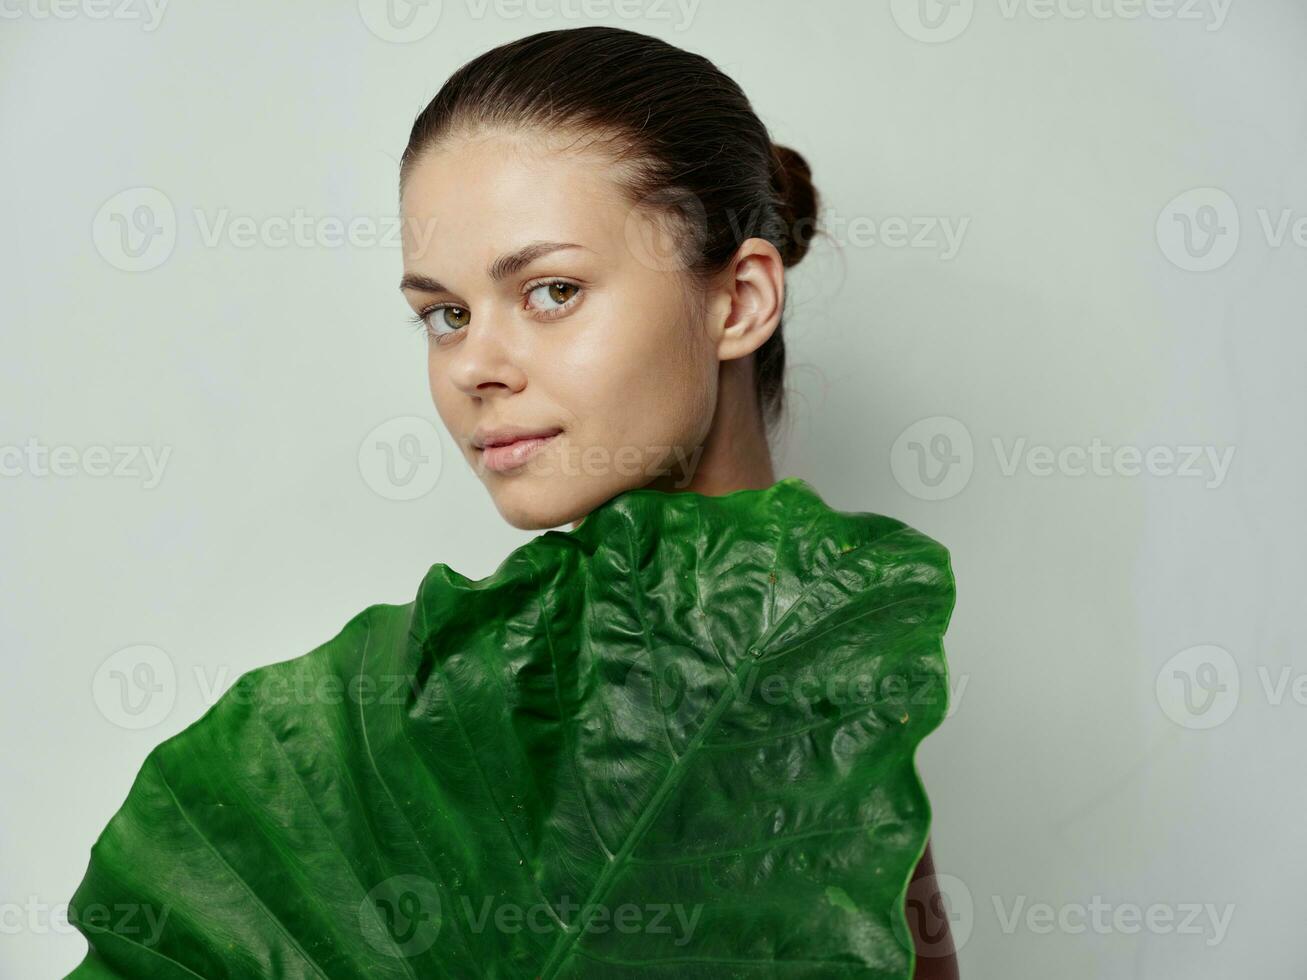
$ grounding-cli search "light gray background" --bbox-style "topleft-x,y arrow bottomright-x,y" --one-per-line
3,1 -> 1304,977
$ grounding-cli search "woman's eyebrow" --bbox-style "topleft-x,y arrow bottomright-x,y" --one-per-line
399,241 -> 586,294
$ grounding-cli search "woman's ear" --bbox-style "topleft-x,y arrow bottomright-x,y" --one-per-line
708,237 -> 786,362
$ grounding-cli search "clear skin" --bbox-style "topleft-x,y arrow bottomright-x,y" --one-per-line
400,128 -> 777,532
399,127 -> 957,979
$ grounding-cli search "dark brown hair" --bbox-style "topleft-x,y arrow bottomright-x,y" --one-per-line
400,25 -> 820,436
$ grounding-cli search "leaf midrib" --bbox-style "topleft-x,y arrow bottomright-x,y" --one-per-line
537,499 -> 805,977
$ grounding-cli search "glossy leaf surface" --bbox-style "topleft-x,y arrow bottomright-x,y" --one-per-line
67,477 -> 956,979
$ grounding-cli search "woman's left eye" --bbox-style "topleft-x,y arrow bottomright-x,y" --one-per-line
526,280 -> 582,316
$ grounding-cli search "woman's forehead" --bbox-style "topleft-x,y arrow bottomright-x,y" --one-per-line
400,154 -> 631,269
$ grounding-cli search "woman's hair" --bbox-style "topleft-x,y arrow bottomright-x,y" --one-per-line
399,25 -> 820,437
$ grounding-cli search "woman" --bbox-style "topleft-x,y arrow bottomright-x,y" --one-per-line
396,25 -> 959,978
67,26 -> 958,979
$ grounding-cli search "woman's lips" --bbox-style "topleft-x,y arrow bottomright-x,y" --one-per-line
478,431 -> 561,473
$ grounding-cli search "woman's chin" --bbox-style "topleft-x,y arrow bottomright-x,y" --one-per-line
486,480 -> 579,531
487,475 -> 643,532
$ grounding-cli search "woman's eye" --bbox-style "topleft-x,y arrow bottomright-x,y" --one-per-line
526,281 -> 581,315
421,305 -> 469,338
414,282 -> 580,342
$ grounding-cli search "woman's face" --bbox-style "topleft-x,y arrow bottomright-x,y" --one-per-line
399,129 -> 720,530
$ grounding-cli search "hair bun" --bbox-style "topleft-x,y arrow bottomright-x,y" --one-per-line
770,142 -> 819,267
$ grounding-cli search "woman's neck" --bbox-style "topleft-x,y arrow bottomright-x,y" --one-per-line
570,357 -> 777,529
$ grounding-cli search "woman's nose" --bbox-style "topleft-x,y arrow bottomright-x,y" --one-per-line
445,315 -> 528,398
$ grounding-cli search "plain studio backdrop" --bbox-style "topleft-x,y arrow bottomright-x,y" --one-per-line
3,1 -> 1304,977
